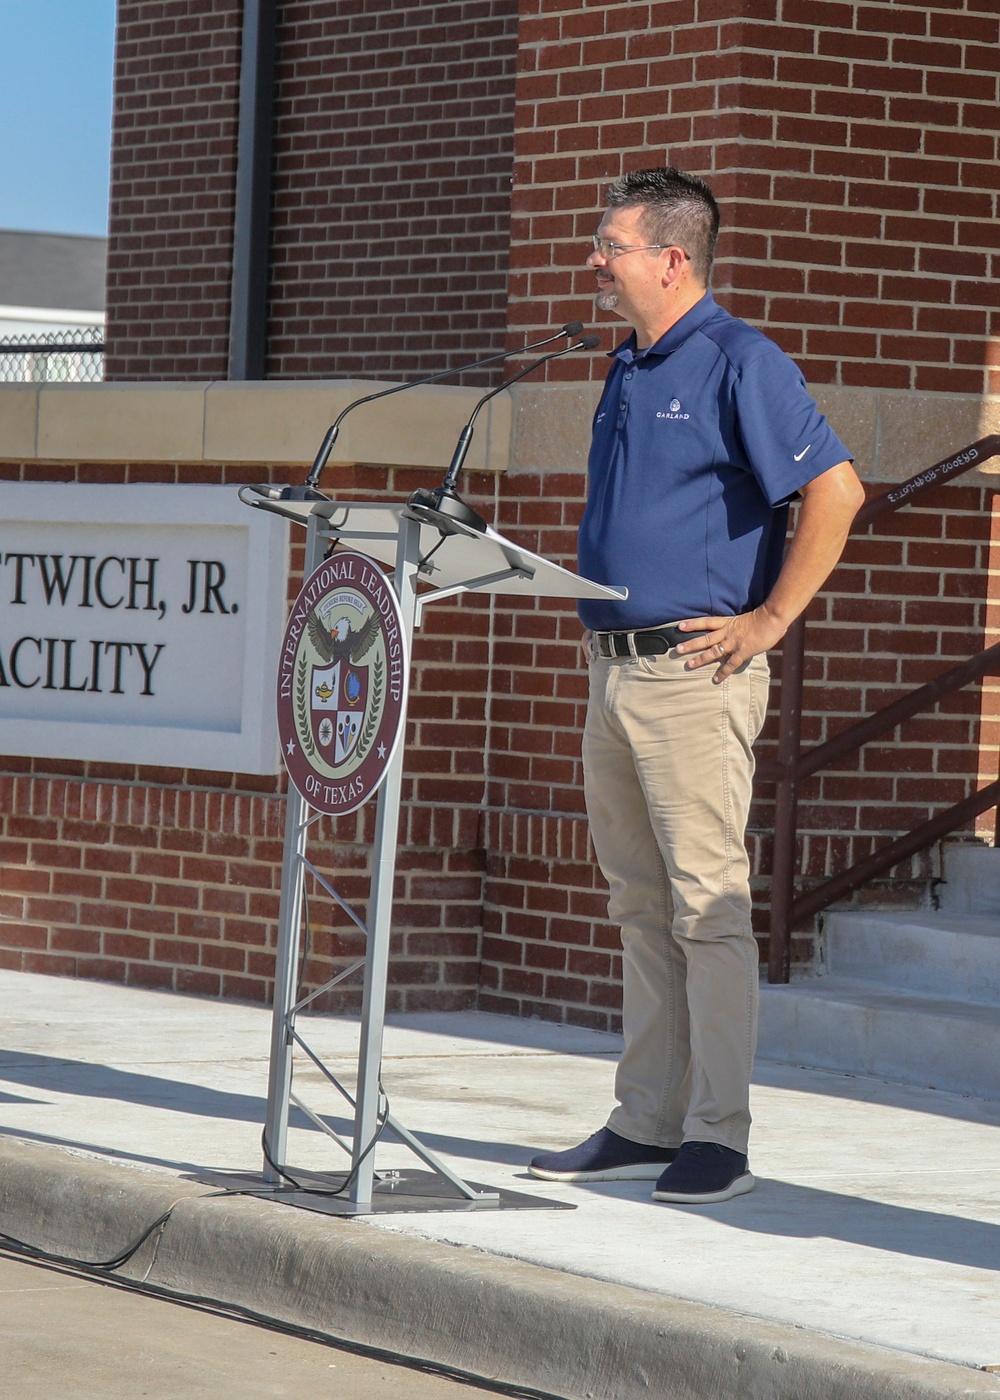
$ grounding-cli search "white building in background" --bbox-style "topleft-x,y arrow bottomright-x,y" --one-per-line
0,230 -> 107,380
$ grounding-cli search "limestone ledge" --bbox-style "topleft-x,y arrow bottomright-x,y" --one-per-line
0,379 -> 513,474
2,379 -> 998,492
507,382 -> 1000,489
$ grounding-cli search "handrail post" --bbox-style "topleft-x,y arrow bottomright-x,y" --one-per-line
768,614 -> 806,984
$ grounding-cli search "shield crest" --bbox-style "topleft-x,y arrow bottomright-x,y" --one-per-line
310,658 -> 369,762
311,660 -> 340,753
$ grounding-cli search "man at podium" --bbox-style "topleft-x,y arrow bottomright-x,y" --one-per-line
529,167 -> 864,1204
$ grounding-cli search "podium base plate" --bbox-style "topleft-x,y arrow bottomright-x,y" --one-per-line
192,1168 -> 576,1216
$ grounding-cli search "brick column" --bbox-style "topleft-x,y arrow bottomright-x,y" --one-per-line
505,0 -> 1000,396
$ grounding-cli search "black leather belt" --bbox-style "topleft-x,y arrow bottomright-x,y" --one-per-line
593,624 -> 709,659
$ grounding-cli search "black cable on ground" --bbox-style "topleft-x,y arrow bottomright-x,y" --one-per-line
0,1235 -> 572,1400
261,1127 -> 304,1189
1,1202 -> 183,1272
0,1184 -> 274,1273
261,1065 -> 391,1199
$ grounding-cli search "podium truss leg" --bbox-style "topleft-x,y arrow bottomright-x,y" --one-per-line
262,510 -> 327,1184
349,513 -> 421,1207
262,781 -> 310,1182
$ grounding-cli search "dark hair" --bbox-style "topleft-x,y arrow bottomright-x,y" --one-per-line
604,167 -> 720,284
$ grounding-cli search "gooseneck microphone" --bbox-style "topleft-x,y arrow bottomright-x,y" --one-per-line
408,332 -> 601,533
284,322 -> 585,496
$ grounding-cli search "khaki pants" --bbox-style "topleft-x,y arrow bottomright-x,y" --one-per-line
583,647 -> 769,1155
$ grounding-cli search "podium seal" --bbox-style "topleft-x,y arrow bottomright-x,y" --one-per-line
276,550 -> 408,816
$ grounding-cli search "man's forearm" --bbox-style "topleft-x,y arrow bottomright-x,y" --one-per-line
760,460 -> 865,631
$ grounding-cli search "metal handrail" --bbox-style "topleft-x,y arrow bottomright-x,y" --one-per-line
766,433 -> 1000,983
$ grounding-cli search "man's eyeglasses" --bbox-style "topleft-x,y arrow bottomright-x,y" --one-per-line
591,235 -> 691,261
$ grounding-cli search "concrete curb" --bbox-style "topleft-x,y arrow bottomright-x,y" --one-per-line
1,1138 -> 996,1400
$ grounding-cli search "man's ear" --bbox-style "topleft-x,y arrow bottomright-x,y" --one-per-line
662,246 -> 688,286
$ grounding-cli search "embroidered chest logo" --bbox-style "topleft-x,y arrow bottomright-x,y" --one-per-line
656,398 -> 690,421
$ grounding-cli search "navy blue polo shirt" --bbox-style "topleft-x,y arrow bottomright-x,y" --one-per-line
577,292 -> 852,632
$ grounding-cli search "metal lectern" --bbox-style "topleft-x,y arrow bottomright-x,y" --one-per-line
246,491 -> 626,1213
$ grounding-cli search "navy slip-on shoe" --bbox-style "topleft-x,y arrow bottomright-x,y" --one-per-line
651,1140 -> 754,1204
528,1127 -> 678,1182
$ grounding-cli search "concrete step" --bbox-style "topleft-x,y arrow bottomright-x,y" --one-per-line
825,909 -> 1000,1006
757,975 -> 1000,1101
938,843 -> 1000,915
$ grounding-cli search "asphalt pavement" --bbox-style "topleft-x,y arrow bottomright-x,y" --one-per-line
0,1254 -> 505,1400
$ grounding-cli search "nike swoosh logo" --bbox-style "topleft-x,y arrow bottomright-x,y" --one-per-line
793,445 -> 811,461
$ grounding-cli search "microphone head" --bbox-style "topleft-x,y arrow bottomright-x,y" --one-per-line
577,334 -> 601,350
561,321 -> 585,337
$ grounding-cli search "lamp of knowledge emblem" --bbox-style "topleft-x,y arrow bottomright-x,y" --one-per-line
276,550 -> 408,817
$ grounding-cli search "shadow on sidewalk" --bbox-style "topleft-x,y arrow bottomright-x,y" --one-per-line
555,1171 -> 1000,1275
0,1049 -> 537,1168
0,1049 -> 267,1122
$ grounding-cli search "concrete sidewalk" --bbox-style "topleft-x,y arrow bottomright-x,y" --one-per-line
0,967 -> 998,1399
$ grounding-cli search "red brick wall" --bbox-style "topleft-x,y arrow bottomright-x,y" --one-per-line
106,2 -> 1000,394
1,455 -> 995,1018
266,0 -> 520,381
105,0 -> 242,381
508,0 -> 1000,396
105,0 -> 520,383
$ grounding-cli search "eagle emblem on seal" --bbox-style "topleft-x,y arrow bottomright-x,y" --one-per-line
307,609 -> 380,666
306,609 -> 380,762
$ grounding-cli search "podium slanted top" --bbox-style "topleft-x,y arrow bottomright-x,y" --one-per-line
247,494 -> 627,604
